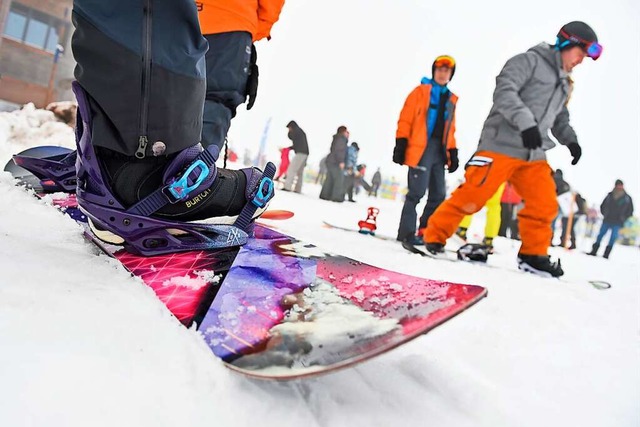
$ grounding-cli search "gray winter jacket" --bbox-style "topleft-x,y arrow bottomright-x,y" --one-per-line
477,43 -> 579,161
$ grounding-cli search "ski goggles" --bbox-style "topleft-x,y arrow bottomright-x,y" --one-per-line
433,55 -> 456,68
557,30 -> 603,60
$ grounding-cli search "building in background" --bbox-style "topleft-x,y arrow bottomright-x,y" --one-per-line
0,0 -> 75,110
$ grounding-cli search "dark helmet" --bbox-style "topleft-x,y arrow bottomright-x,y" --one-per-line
557,21 -> 598,49
432,55 -> 456,80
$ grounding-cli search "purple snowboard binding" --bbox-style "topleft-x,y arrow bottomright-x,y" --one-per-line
72,82 -> 275,256
12,149 -> 77,193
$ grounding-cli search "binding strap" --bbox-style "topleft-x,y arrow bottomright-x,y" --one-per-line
128,147 -> 217,216
233,162 -> 276,231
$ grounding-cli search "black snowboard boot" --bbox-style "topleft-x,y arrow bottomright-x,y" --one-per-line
425,242 -> 446,257
517,254 -> 564,278
457,243 -> 490,263
588,243 -> 600,256
603,245 -> 613,259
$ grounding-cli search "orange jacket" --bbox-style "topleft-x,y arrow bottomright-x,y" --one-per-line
395,84 -> 458,168
196,0 -> 285,41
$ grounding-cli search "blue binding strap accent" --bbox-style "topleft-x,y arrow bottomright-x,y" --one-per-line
163,160 -> 209,203
252,177 -> 274,208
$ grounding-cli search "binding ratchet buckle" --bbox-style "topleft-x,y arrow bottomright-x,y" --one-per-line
162,160 -> 210,203
252,177 -> 274,208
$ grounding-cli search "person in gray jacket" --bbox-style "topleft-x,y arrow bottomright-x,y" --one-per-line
423,21 -> 602,277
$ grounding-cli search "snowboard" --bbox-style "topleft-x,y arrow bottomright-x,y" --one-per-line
402,241 -> 611,290
322,221 -> 397,241
6,146 -> 488,380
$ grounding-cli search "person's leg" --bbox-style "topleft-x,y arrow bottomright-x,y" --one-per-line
484,183 -> 505,239
397,168 -> 429,241
603,225 -> 619,259
594,223 -> 610,246
419,162 -> 446,230
293,154 -> 307,193
569,217 -> 577,248
71,1 -> 273,255
509,162 -> 558,256
560,217 -> 570,246
425,152 -> 514,244
283,153 -> 305,191
201,32 -> 252,151
72,0 -> 208,157
320,165 -> 336,200
499,203 -> 509,237
345,174 -> 355,201
512,205 -> 520,239
607,225 -> 621,248
331,169 -> 346,202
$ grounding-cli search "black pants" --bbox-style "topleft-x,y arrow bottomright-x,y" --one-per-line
499,202 -> 519,239
72,0 -> 207,157
397,143 -> 446,240
201,31 -> 252,151
320,164 -> 345,202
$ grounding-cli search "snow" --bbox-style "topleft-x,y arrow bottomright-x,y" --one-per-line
1,108 -> 639,427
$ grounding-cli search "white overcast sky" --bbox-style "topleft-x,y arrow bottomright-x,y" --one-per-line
227,0 -> 640,206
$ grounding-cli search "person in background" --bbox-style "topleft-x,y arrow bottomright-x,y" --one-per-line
370,168 -> 382,197
282,120 -> 309,193
393,55 -> 460,245
423,22 -> 601,278
316,155 -> 328,185
320,126 -> 349,202
588,179 -> 634,259
275,146 -> 291,181
344,142 -> 360,202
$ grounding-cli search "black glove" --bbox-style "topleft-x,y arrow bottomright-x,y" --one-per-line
567,142 -> 581,165
393,138 -> 408,165
447,148 -> 459,173
521,126 -> 542,149
246,44 -> 259,110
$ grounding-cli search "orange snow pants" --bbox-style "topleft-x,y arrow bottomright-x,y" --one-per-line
425,151 -> 557,256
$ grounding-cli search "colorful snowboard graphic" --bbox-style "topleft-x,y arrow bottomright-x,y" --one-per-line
6,146 -> 488,380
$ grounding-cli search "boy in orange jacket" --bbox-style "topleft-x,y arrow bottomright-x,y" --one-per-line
393,55 -> 459,244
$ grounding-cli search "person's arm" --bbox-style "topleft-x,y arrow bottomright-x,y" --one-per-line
625,197 -> 634,219
492,52 -> 538,131
396,87 -> 420,139
551,106 -> 581,164
255,0 -> 285,41
550,106 -> 578,146
600,194 -> 610,215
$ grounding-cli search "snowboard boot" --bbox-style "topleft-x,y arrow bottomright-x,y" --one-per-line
482,236 -> 494,254
402,235 -> 425,246
424,242 -> 446,258
603,245 -> 613,259
72,82 -> 275,256
457,243 -> 490,263
587,242 -> 600,256
517,254 -> 564,278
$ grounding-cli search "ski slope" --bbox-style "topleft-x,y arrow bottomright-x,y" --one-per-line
0,108 -> 638,427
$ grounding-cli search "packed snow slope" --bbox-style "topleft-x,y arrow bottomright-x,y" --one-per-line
0,108 -> 638,427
